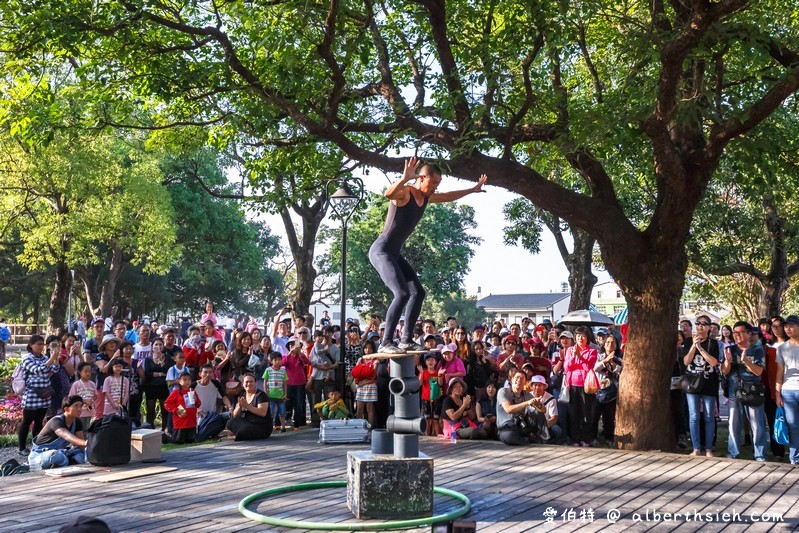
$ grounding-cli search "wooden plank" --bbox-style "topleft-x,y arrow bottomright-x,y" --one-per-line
88,465 -> 177,482
5,433 -> 799,533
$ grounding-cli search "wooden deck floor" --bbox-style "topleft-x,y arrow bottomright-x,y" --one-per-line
2,430 -> 798,532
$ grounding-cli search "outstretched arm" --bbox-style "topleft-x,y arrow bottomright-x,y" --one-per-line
429,175 -> 487,203
384,157 -> 419,203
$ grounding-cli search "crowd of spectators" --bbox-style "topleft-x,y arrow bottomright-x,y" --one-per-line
12,302 -> 799,467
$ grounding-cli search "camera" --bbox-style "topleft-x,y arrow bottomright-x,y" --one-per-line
514,413 -> 535,436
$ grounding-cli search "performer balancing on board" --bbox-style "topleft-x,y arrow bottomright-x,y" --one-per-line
369,157 -> 487,354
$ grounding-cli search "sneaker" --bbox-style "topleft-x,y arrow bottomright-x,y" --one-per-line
378,343 -> 405,355
755,458 -> 767,462
689,449 -> 701,457
398,340 -> 424,352
17,448 -> 30,457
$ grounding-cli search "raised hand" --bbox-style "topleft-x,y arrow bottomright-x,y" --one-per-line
404,156 -> 420,182
473,174 -> 488,192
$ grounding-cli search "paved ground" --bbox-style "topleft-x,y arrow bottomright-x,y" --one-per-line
2,429 -> 798,532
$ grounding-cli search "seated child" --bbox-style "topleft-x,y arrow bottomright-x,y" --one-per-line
314,389 -> 349,420
164,373 -> 201,443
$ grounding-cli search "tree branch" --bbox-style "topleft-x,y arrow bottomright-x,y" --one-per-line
421,0 -> 472,129
709,262 -> 767,283
364,0 -> 412,118
316,0 -> 346,127
709,67 -> 799,152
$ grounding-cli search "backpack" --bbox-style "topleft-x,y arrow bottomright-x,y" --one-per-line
429,377 -> 441,401
0,326 -> 10,342
12,362 -> 26,396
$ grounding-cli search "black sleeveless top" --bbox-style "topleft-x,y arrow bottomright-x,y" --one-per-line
379,194 -> 429,254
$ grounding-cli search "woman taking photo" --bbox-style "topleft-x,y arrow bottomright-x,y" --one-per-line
142,337 -> 171,430
563,326 -> 598,447
594,335 -> 622,444
46,335 -> 71,419
682,316 -> 720,457
17,335 -> 59,456
226,373 -> 272,441
776,315 -> 799,465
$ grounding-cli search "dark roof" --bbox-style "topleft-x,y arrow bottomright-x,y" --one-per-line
477,293 -> 570,310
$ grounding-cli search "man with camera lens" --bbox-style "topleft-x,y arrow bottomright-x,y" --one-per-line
497,372 -> 545,446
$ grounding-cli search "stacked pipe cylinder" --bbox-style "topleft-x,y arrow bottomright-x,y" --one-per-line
388,356 -> 427,458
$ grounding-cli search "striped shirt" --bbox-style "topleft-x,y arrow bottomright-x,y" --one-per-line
21,353 -> 59,410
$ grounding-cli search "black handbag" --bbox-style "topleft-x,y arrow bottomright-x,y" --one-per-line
735,379 -> 765,407
596,381 -> 618,404
680,371 -> 704,394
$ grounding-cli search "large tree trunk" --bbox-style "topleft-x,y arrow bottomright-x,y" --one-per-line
566,229 -> 597,311
293,252 -> 317,317
279,190 -> 328,317
756,198 -> 789,319
611,247 -> 687,450
757,279 -> 784,320
98,246 -> 126,318
47,261 -> 71,336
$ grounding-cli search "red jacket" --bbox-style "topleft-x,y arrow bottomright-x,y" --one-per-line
183,344 -> 214,368
164,387 -> 201,429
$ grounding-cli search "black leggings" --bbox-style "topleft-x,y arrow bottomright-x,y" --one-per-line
368,237 -> 425,345
226,417 -> 273,441
19,408 -> 47,451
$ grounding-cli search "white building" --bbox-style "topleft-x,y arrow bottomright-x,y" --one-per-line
476,293 -> 572,325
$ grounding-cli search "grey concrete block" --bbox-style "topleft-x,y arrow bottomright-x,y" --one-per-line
346,450 -> 434,519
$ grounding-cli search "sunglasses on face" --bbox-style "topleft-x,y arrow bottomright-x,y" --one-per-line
694,322 -> 710,327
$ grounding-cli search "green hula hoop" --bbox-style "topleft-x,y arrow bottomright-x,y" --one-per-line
238,480 -> 471,531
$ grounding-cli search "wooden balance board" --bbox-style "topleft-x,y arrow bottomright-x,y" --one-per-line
363,349 -> 439,360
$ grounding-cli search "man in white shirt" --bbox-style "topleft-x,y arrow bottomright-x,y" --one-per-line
194,364 -> 231,420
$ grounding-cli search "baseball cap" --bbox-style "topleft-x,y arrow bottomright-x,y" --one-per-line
423,334 -> 437,343
559,331 -> 574,339
785,315 -> 799,326
473,324 -> 486,331
91,317 -> 104,326
503,335 -> 519,344
530,375 -> 547,385
441,343 -> 457,354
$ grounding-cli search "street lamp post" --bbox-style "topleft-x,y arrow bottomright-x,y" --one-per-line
327,177 -> 364,392
68,269 -> 75,334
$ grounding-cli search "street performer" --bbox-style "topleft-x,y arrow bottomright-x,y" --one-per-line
369,157 -> 487,354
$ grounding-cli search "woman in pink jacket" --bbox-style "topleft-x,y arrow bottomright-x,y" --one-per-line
563,326 -> 598,447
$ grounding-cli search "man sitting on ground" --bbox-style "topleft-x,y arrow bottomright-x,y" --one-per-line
497,372 -> 537,446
